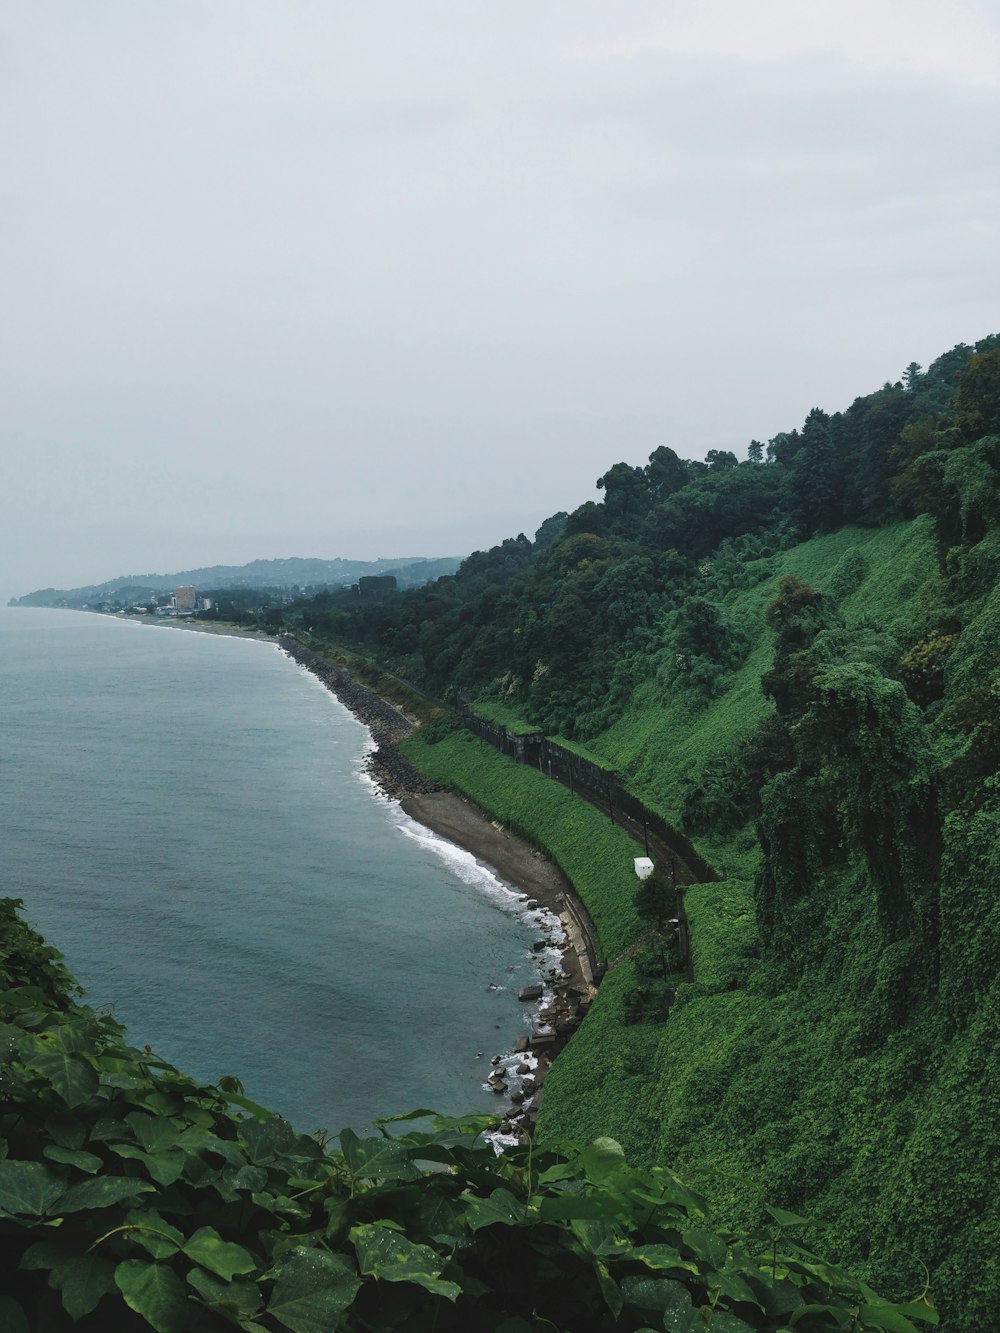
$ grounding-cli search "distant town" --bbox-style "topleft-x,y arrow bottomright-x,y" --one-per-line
105,585 -> 213,617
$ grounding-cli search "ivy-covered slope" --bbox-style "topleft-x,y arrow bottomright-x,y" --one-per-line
0,901 -> 938,1332
400,509 -> 1000,1331
244,336 -> 1000,1333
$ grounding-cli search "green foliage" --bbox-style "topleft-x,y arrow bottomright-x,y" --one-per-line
683,882 -> 759,994
419,707 -> 461,745
827,547 -> 869,601
899,633 -> 958,708
634,869 -> 674,924
0,903 -> 935,1333
668,597 -> 751,699
439,514 -> 1000,1331
22,333 -> 1000,1328
622,940 -> 680,1026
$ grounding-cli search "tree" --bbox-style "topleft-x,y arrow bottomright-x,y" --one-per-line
533,512 -> 568,551
635,867 -> 674,925
644,445 -> 689,502
954,347 -> 1000,442
792,408 -> 841,533
705,448 -> 739,471
596,461 -> 650,524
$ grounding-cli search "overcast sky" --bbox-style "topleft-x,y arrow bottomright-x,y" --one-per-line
3,1 -> 999,597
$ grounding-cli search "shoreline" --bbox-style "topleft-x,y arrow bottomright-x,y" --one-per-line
276,635 -> 599,1134
139,617 -> 596,1133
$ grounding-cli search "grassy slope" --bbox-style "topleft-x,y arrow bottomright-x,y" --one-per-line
401,729 -> 646,962
406,518 -> 1000,1328
587,519 -> 941,835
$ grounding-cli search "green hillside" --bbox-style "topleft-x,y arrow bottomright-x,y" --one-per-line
8,334 -> 1000,1329
400,509 -> 998,1327
279,337 -> 1000,1331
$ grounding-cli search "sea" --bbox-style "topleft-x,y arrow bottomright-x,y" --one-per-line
0,606 -> 557,1135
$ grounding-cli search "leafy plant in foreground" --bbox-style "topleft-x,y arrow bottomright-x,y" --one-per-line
0,900 -> 939,1332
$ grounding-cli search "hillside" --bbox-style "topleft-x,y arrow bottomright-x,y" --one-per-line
265,334 -> 1000,1330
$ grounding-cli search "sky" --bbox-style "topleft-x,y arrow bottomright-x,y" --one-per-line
3,1 -> 999,598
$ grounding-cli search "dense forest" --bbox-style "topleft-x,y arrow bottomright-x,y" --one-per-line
5,333 -> 1000,1330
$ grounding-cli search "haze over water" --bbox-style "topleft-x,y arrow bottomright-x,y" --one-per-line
0,608 -> 546,1133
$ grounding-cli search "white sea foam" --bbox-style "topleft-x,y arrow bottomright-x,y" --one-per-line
388,806 -> 566,939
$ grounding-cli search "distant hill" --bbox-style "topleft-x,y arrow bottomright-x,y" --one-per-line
11,555 -> 462,608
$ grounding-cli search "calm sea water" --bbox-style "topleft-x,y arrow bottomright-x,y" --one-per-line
0,607 -> 553,1133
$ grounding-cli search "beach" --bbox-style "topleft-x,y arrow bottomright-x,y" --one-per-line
140,617 -> 599,1128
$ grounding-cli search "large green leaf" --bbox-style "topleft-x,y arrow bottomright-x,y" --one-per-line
182,1227 -> 256,1281
595,1258 -> 624,1317
340,1128 -> 420,1183
707,1312 -> 756,1333
122,1209 -> 184,1259
42,1112 -> 87,1151
26,1050 -> 99,1108
579,1137 -> 627,1183
680,1226 -> 728,1269
57,1175 -> 153,1213
115,1259 -> 190,1333
631,1244 -> 699,1276
21,1240 -> 65,1271
238,1115 -> 298,1164
22,1243 -> 116,1320
224,1161 -> 269,1193
187,1267 -> 263,1320
709,1267 -> 763,1308
50,1252 -> 119,1320
110,1142 -> 187,1186
461,1187 -> 530,1230
0,1160 -> 65,1217
125,1111 -> 181,1153
266,1247 -> 360,1333
620,1276 -> 700,1331
42,1145 -> 103,1174
350,1222 -> 461,1300
569,1217 -> 631,1259
539,1193 -> 622,1223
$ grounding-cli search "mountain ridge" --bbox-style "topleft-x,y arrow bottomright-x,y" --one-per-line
11,553 -> 462,606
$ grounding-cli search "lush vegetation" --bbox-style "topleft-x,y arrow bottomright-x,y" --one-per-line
255,336 -> 1000,1331
10,334 -> 1000,1328
0,900 -> 937,1332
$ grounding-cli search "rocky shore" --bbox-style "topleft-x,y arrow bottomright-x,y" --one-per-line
277,637 -> 441,796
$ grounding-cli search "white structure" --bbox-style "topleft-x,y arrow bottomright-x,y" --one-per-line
633,857 -> 655,880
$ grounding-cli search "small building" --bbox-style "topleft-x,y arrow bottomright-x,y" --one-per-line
633,857 -> 655,881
